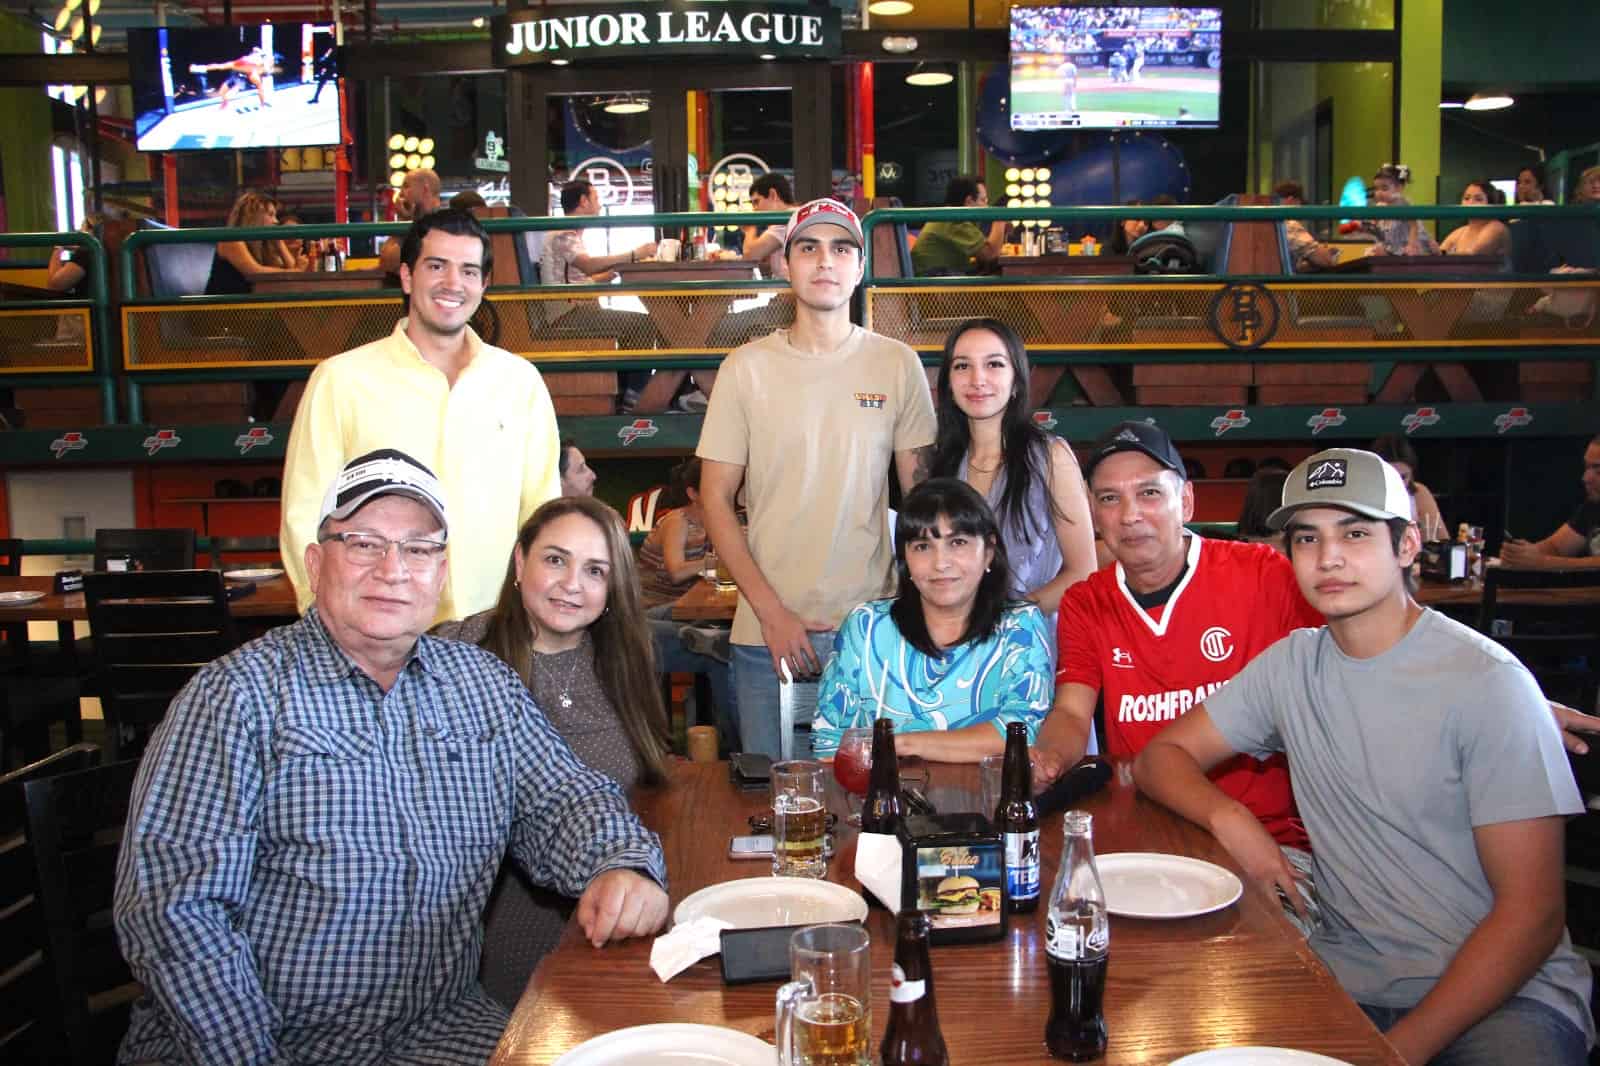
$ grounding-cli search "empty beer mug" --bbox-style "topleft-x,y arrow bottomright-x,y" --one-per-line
772,759 -> 828,878
776,923 -> 872,1066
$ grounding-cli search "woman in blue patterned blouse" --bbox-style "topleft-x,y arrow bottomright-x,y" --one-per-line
812,478 -> 1054,762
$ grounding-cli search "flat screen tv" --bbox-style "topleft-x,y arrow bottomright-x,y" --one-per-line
128,24 -> 340,151
1009,6 -> 1222,131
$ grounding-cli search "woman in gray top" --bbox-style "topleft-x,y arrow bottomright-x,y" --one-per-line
434,495 -> 671,1008
932,318 -> 1095,650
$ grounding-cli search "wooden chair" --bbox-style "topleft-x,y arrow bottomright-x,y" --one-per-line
23,757 -> 142,1066
1476,566 -> 1600,713
92,528 -> 196,574
0,743 -> 102,1062
0,539 -> 84,770
83,570 -> 237,762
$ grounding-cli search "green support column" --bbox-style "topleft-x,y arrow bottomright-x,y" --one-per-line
0,13 -> 55,234
958,62 -> 978,175
1399,0 -> 1443,223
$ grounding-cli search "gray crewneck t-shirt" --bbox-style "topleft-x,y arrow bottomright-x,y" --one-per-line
1206,608 -> 1593,1045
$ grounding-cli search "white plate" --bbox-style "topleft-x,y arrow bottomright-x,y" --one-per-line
553,1024 -> 776,1066
1096,852 -> 1243,919
1171,1049 -> 1354,1065
674,877 -> 868,929
223,568 -> 284,582
0,590 -> 47,605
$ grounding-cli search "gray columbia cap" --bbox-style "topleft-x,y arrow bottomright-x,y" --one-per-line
318,448 -> 449,536
1267,448 -> 1412,530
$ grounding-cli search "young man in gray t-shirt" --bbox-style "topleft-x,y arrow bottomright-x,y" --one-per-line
1136,448 -> 1593,1065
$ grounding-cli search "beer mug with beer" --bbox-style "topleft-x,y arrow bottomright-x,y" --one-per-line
776,924 -> 872,1066
771,760 -> 828,878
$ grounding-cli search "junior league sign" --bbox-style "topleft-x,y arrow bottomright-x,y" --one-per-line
495,2 -> 842,66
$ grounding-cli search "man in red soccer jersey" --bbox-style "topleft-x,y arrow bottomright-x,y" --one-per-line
1035,421 -> 1600,842
1033,420 -> 1321,849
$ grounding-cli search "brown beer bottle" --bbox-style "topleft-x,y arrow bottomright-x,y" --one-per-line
882,912 -> 949,1066
997,721 -> 1041,913
861,718 -> 902,834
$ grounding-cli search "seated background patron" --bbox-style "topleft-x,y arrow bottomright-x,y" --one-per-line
911,175 -> 1006,276
207,190 -> 308,294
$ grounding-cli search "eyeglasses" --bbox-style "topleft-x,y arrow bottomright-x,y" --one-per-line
320,531 -> 447,570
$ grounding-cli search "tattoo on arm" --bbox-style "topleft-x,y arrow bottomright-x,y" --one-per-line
911,445 -> 934,487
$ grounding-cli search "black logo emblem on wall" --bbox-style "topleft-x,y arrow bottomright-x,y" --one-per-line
1207,282 -> 1280,351
1306,459 -> 1347,491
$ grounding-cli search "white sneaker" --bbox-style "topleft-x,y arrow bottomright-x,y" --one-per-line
674,389 -> 709,413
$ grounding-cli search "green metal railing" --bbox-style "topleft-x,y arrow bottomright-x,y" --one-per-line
860,202 -> 1600,280
0,230 -> 115,420
3,205 -> 1599,448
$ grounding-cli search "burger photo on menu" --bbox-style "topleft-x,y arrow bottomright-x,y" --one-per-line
916,846 -> 1003,929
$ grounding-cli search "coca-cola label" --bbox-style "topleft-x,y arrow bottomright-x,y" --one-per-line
1004,830 -> 1040,901
888,963 -> 925,1004
1045,912 -> 1109,961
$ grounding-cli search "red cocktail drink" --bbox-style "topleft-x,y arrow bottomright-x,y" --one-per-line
833,728 -> 873,799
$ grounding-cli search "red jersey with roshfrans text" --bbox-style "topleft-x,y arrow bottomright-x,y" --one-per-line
1057,536 -> 1323,849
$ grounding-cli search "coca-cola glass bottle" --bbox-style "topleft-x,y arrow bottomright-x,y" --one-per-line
1044,810 -> 1108,1061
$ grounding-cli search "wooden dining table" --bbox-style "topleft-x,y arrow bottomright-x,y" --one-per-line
1415,574 -> 1600,610
999,254 -> 1139,278
249,267 -> 391,295
491,760 -> 1404,1065
0,573 -> 299,623
613,259 -> 761,348
671,579 -> 739,623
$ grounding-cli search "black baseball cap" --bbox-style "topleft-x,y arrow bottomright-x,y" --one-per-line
1085,420 -> 1186,481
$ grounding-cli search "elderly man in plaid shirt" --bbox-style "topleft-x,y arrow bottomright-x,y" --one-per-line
114,449 -> 668,1066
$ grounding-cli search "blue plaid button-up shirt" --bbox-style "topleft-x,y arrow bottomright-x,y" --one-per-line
115,610 -> 666,1066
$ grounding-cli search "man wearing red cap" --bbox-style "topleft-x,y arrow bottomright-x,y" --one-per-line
697,198 -> 937,758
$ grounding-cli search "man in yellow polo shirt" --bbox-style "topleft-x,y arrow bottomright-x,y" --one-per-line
281,208 -> 560,622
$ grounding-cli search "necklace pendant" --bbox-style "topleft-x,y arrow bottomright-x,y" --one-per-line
559,692 -> 574,709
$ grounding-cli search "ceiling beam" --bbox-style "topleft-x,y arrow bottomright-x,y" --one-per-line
0,53 -> 130,86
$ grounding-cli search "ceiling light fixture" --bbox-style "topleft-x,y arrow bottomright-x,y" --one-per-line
905,63 -> 953,87
868,0 -> 915,14
604,95 -> 650,115
1463,92 -> 1513,111
550,57 -> 570,66
1438,101 -> 1463,109
881,35 -> 918,54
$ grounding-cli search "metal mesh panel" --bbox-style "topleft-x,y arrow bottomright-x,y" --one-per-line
868,280 -> 1600,351
123,289 -> 795,370
0,307 -> 94,372
486,289 -> 794,358
124,298 -> 403,370
867,284 -> 1223,350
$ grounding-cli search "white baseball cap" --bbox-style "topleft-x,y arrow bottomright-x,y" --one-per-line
318,449 -> 448,536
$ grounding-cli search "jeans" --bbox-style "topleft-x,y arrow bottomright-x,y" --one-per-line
646,609 -> 737,754
1359,996 -> 1588,1066
731,632 -> 838,760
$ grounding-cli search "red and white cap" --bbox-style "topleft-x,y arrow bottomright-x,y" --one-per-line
784,198 -> 864,252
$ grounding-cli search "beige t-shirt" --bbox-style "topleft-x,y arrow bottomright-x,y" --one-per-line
696,326 -> 936,645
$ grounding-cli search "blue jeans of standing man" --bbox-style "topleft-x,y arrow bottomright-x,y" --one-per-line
1359,996 -> 1587,1066
731,632 -> 838,760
